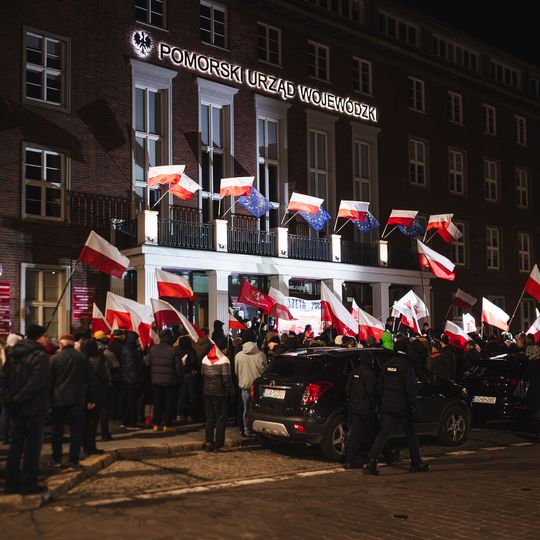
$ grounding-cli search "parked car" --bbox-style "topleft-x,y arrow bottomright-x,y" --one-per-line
461,353 -> 529,422
249,347 -> 471,461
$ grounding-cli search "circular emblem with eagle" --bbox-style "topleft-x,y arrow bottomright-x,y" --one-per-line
132,31 -> 152,57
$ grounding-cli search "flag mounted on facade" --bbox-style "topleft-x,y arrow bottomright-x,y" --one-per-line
168,173 -> 201,201
481,297 -> 509,331
92,304 -> 111,335
524,264 -> 540,302
299,206 -> 331,231
321,282 -> 359,337
156,268 -> 194,299
387,209 -> 418,227
453,289 -> 477,310
351,211 -> 379,233
268,287 -> 296,320
427,213 -> 453,231
236,186 -> 271,218
417,239 -> 455,280
287,192 -> 324,215
397,219 -> 425,238
438,222 -> 463,244
219,177 -> 254,198
79,230 -> 130,279
237,279 -> 276,314
148,165 -> 185,188
444,320 -> 470,349
337,200 -> 369,221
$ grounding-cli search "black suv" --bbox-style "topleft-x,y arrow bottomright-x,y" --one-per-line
249,347 -> 471,461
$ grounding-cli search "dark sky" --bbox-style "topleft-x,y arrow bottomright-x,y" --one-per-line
395,1 -> 538,67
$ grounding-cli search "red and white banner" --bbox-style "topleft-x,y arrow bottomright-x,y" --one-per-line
463,313 -> 477,334
337,200 -> 369,221
92,304 -> 111,335
287,192 -> 324,216
352,301 -> 385,342
148,165 -> 185,188
438,222 -> 463,244
219,176 -> 254,198
168,173 -> 201,201
204,341 -> 229,365
387,209 -> 418,227
320,282 -> 358,337
229,312 -> 247,330
444,320 -> 470,348
391,290 -> 428,334
237,279 -> 276,314
525,264 -> 540,303
481,297 -> 509,331
268,287 -> 296,321
417,239 -> 455,280
453,289 -> 477,310
79,230 -> 130,279
150,298 -> 203,340
427,213 -> 453,231
156,268 -> 194,299
526,314 -> 540,336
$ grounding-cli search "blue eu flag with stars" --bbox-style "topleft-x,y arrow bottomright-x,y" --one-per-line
299,206 -> 331,231
237,186 -> 271,218
397,219 -> 425,238
352,211 -> 379,233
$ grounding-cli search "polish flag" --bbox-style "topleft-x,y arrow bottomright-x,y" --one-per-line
463,313 -> 477,334
204,341 -> 229,365
268,287 -> 296,321
524,264 -> 540,302
387,209 -> 418,227
417,240 -> 455,280
156,268 -> 194,299
453,289 -> 477,310
353,302 -> 385,342
427,213 -> 453,231
391,290 -> 428,334
481,298 -> 510,331
92,304 -> 111,335
351,298 -> 360,321
148,165 -> 185,188
444,320 -> 470,348
79,230 -> 130,279
526,314 -> 540,336
219,177 -> 254,198
150,298 -> 204,340
229,312 -> 247,330
288,192 -> 324,216
438,222 -> 463,245
320,282 -> 359,337
337,201 -> 369,221
168,173 -> 201,201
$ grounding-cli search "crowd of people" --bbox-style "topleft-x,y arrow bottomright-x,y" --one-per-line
0,314 -> 539,494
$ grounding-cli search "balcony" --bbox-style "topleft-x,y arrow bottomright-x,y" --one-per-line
341,241 -> 378,266
288,234 -> 331,262
158,220 -> 213,250
70,191 -> 130,228
228,227 -> 276,256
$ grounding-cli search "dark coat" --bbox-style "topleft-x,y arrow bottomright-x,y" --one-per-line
0,339 -> 50,416
120,333 -> 143,386
108,338 -> 124,383
147,343 -> 183,386
177,345 -> 199,377
379,355 -> 418,413
524,359 -> 540,412
346,362 -> 378,414
426,346 -> 456,381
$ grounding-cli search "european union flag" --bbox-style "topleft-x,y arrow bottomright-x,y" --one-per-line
397,219 -> 425,238
352,211 -> 379,233
299,206 -> 331,231
237,186 -> 271,218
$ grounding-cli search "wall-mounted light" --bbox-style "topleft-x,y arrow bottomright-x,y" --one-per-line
379,239 -> 388,266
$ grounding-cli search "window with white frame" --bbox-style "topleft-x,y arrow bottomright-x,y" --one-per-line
486,226 -> 501,270
305,0 -> 363,21
484,159 -> 498,202
378,12 -> 418,46
521,298 -> 535,332
432,35 -> 478,71
514,115 -> 527,145
449,148 -> 465,195
353,57 -> 372,95
257,117 -> 280,230
23,146 -> 66,220
408,77 -> 424,112
24,29 -> 68,108
451,221 -> 466,266
135,0 -> 165,27
308,41 -> 329,81
257,23 -> 281,65
490,60 -> 520,88
518,232 -> 532,273
409,138 -> 427,186
482,104 -> 496,135
200,1 -> 227,48
516,168 -> 529,209
308,129 -> 328,202
353,140 -> 371,202
448,91 -> 463,124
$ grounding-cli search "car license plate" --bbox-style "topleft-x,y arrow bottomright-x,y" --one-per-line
473,395 -> 497,404
263,388 -> 286,400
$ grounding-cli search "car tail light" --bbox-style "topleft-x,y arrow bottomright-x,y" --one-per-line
293,424 -> 305,432
301,381 -> 333,405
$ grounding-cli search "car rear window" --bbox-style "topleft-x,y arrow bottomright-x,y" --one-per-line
266,357 -> 327,378
472,359 -> 525,377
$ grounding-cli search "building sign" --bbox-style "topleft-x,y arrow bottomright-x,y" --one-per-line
0,282 -> 11,336
72,286 -> 95,320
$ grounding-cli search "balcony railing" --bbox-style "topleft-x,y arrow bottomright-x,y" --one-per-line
341,241 -> 379,266
158,220 -> 213,250
228,228 -> 276,256
113,219 -> 137,250
70,191 -> 130,228
288,234 -> 331,261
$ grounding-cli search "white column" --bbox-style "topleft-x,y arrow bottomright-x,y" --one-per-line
110,276 -> 124,296
371,282 -> 391,320
137,210 -> 158,245
323,278 -> 345,301
269,274 -> 291,296
207,270 -> 231,334
331,234 -> 341,263
136,264 -> 158,305
214,219 -> 228,252
273,227 -> 289,257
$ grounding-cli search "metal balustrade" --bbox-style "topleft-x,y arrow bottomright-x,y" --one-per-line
112,219 -> 137,250
158,220 -> 213,250
70,191 -> 130,228
228,227 -> 276,256
288,234 -> 331,261
341,241 -> 379,266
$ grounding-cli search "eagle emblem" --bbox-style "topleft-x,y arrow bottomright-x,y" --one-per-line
132,31 -> 152,57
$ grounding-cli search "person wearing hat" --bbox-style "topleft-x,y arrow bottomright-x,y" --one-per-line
1,325 -> 50,494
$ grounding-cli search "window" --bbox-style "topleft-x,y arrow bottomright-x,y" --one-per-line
486,227 -> 501,270
134,0 -> 165,27
449,149 -> 465,195
514,115 -> 527,145
530,77 -> 540,98
482,104 -> 496,135
408,77 -> 424,112
484,159 -> 498,202
487,296 -> 505,311
257,23 -> 281,65
257,117 -> 280,230
23,146 -> 66,220
490,60 -> 520,88
518,232 -> 532,273
409,138 -> 427,186
306,0 -> 363,21
353,140 -> 371,202
521,299 -> 535,332
432,35 -> 478,71
451,221 -> 466,266
308,129 -> 328,202
24,29 -> 68,107
353,57 -> 372,95
200,1 -> 227,48
378,12 -> 418,46
308,41 -> 329,81
448,92 -> 463,124
516,168 -> 529,209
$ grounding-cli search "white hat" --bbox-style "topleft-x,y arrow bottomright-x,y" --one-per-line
6,334 -> 23,348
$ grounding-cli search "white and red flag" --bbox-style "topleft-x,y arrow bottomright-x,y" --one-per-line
156,268 -> 194,299
229,312 -> 247,330
453,289 -> 477,310
391,290 -> 428,334
219,177 -> 254,198
444,320 -> 470,349
148,165 -> 185,188
92,304 -> 111,335
526,314 -> 540,337
463,313 -> 477,334
437,222 -> 463,245
320,282 -> 359,337
417,239 -> 455,280
387,209 -> 418,227
337,200 -> 369,221
204,341 -> 229,365
524,264 -> 540,302
168,173 -> 201,201
150,298 -> 204,340
427,213 -> 453,231
268,287 -> 296,321
79,231 -> 130,279
481,297 -> 509,331
237,279 -> 276,314
352,301 -> 385,342
287,192 -> 324,216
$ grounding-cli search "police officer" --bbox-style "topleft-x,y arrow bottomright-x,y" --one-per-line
364,346 -> 430,475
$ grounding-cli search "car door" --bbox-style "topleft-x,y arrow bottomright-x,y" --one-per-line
412,361 -> 443,432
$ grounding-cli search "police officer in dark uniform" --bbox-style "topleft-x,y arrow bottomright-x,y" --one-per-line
364,347 -> 430,475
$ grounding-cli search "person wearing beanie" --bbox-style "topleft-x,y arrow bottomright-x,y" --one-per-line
1,324 -> 50,494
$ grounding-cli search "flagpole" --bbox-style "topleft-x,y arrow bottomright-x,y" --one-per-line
151,186 -> 173,209
333,217 -> 339,233
258,313 -> 266,339
282,212 -> 299,227
443,302 -> 453,322
380,223 -> 389,239
424,230 -> 438,244
218,198 -> 222,219
419,267 -> 430,327
336,220 -> 350,234
383,226 -> 397,239
508,287 -> 526,329
280,210 -> 289,226
221,198 -> 236,219
45,259 -> 81,333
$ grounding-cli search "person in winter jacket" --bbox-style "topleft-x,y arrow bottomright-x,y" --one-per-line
426,339 -> 456,380
108,329 -> 125,421
0,334 -> 23,444
462,340 -> 481,373
211,320 -> 228,352
0,325 -> 50,494
235,330 -> 267,437
176,335 -> 199,422
120,331 -> 143,429
94,330 -> 115,440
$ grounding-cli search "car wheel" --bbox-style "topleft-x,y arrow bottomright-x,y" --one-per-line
437,405 -> 469,446
320,416 -> 347,461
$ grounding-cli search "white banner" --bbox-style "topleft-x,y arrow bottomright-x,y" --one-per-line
278,296 -> 322,334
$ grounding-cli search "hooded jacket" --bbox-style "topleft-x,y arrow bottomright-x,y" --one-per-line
120,332 -> 143,386
381,331 -> 394,351
147,342 -> 183,386
235,342 -> 267,390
